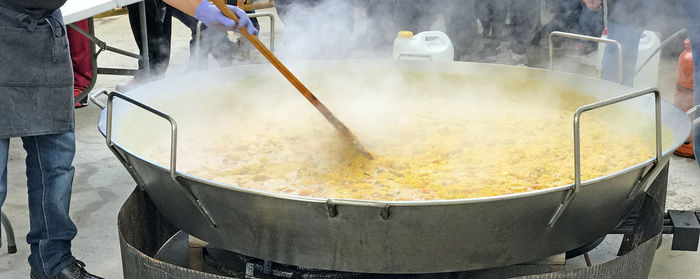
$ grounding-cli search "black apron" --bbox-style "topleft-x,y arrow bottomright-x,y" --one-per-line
0,3 -> 73,138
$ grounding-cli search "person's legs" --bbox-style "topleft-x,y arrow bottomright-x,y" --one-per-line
507,0 -> 540,55
149,4 -> 172,77
127,0 -> 173,80
535,0 -> 569,45
474,0 -> 492,37
361,0 -> 395,47
442,0 -> 478,60
22,133 -> 77,277
600,22 -> 643,86
394,0 -> 436,33
0,138 -> 8,241
488,0 -> 509,41
573,0 -> 603,53
689,27 -> 700,165
170,8 -> 200,59
678,1 -> 700,164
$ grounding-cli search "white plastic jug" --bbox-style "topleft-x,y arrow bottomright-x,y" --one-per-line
633,31 -> 661,90
392,31 -> 454,61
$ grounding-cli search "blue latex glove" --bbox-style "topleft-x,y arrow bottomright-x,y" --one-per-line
194,0 -> 258,35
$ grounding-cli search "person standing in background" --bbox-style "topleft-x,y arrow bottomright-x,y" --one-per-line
0,0 -> 256,278
475,0 -> 541,65
122,0 -> 258,89
540,0 -> 604,56
588,0 -> 686,86
683,2 -> 700,165
126,0 -> 174,81
393,0 -> 436,35
439,0 -> 478,61
170,0 -> 260,70
584,0 -> 700,166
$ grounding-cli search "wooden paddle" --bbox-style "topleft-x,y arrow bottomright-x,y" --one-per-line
211,0 -> 374,160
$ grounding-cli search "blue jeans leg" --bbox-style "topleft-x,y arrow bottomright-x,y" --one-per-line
22,133 -> 77,277
691,28 -> 700,166
600,22 -> 643,86
0,138 -> 8,244
678,0 -> 700,166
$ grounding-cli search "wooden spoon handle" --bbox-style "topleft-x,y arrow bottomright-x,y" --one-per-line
210,0 -> 374,159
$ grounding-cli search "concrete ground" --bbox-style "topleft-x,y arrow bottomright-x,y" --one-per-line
1,6 -> 699,279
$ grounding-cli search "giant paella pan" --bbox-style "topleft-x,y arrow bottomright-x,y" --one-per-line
94,60 -> 691,273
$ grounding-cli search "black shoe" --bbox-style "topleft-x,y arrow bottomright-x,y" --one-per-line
30,260 -> 103,279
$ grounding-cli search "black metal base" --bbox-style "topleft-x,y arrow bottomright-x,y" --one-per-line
117,162 -> 698,279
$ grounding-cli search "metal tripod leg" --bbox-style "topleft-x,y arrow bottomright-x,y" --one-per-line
0,211 -> 17,254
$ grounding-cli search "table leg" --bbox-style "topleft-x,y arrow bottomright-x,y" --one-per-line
139,1 -> 150,78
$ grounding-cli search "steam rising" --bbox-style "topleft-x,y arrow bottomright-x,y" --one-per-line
109,61 -> 668,201
106,2 -> 687,201
275,0 -> 357,60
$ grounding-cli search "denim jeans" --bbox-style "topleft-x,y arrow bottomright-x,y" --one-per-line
600,22 -> 643,86
684,6 -> 700,166
0,132 -> 77,277
692,27 -> 700,165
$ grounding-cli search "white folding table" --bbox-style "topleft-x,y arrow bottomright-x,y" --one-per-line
61,0 -> 149,100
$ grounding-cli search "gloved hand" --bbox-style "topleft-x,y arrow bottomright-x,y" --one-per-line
194,0 -> 258,34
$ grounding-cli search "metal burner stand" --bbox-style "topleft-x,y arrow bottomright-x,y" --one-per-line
118,163 -> 700,278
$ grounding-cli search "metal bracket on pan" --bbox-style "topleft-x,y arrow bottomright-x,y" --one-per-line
89,88 -> 108,110
397,52 -> 433,61
106,91 -> 218,228
548,31 -> 623,84
325,199 -> 391,220
89,89 -> 147,190
548,88 -> 662,227
688,105 -> 700,127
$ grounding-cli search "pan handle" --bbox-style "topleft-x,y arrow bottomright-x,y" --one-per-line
548,88 -> 663,227
89,88 -> 109,110
548,31 -> 623,84
106,91 -> 179,182
247,12 -> 276,52
688,105 -> 700,127
105,92 -> 218,228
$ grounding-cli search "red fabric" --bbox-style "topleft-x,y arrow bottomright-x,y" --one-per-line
67,19 -> 93,89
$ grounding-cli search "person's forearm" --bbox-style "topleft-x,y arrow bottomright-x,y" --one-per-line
164,0 -> 203,16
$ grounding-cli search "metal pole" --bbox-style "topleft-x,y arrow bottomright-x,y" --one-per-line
139,1 -> 150,78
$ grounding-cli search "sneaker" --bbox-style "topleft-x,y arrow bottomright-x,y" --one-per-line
30,259 -> 103,279
73,86 -> 88,108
